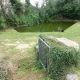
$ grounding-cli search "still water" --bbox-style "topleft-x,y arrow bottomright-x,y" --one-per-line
15,22 -> 74,32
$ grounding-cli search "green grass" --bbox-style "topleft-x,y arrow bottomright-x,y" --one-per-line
0,22 -> 80,80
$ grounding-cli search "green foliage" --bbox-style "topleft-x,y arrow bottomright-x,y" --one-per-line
4,1 -> 50,27
18,59 -> 30,71
54,0 -> 80,19
48,46 -> 79,80
17,70 -> 25,75
25,13 -> 40,26
32,61 -> 42,71
25,0 -> 30,6
4,0 -> 51,27
18,13 -> 40,27
5,15 -> 19,27
10,0 -> 24,15
9,0 -> 18,6
1,0 -> 80,29
45,0 -> 58,20
0,16 -> 7,29
39,35 -> 80,80
38,8 -> 50,23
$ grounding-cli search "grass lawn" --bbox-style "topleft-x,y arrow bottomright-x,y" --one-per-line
0,22 -> 80,80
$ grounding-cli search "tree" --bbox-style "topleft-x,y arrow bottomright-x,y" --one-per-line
10,0 -> 24,15
54,0 -> 80,19
25,0 -> 30,15
25,0 -> 30,6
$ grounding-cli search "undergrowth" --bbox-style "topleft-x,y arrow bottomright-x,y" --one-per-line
39,35 -> 80,80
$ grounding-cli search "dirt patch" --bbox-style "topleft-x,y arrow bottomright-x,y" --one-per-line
0,39 -> 44,80
5,43 -> 17,46
16,44 -> 30,49
14,71 -> 44,80
3,40 -> 36,50
7,61 -> 18,80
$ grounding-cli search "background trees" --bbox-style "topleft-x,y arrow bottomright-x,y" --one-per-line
52,0 -> 80,19
0,0 -> 80,29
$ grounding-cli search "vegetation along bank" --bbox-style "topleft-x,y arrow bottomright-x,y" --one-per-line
0,0 -> 80,29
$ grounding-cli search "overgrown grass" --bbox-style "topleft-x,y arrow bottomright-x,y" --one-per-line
0,22 -> 80,80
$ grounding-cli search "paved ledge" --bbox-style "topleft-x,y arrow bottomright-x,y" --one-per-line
48,36 -> 79,51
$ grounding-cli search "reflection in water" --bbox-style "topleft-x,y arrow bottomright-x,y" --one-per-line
15,22 -> 74,32
58,27 -> 64,32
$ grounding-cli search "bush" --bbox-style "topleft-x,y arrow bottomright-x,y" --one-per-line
0,16 -> 7,29
39,35 -> 80,80
18,13 -> 40,27
5,15 -> 20,27
48,45 -> 79,80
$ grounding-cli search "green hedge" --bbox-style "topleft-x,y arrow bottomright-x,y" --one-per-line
39,35 -> 80,80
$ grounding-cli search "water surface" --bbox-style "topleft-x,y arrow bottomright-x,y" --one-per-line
15,22 -> 74,32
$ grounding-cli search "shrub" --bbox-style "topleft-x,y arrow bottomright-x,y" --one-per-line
48,45 -> 79,80
0,16 -> 7,29
5,15 -> 20,27
39,35 -> 80,80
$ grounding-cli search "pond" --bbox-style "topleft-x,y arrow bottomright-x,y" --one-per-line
15,22 -> 74,32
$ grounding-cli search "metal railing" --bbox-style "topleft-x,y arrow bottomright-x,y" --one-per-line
38,37 -> 50,69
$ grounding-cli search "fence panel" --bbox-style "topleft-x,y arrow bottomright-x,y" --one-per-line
38,37 -> 50,69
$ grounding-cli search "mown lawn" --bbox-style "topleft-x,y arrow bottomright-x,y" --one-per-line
0,22 -> 80,80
